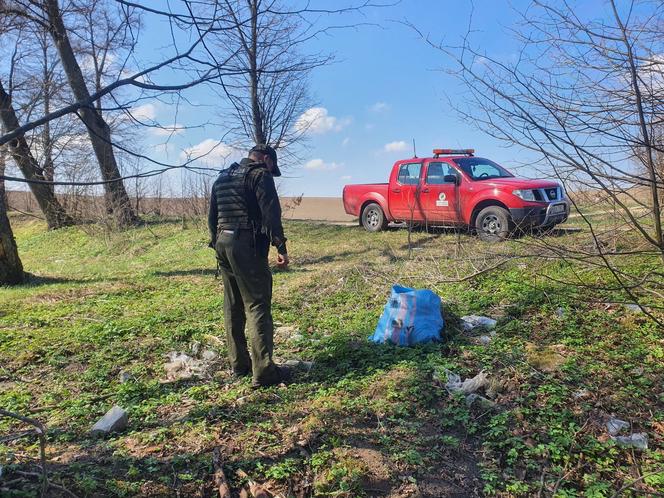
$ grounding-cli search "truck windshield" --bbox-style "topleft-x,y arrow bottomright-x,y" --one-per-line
453,158 -> 514,181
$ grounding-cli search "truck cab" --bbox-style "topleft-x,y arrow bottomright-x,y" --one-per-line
342,149 -> 569,241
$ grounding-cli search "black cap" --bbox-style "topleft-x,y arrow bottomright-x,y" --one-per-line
250,144 -> 281,177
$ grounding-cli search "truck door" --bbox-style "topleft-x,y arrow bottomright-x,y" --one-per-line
420,161 -> 461,223
388,161 -> 425,222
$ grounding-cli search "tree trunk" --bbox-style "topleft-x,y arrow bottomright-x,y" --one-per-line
0,80 -> 73,230
41,38 -> 55,195
44,0 -> 138,227
249,0 -> 266,145
0,145 -> 24,285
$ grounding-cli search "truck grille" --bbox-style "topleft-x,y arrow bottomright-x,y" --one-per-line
534,187 -> 562,201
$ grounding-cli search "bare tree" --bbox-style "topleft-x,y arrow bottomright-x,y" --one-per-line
441,0 -> 663,260
400,1 -> 664,322
44,0 -> 138,225
210,0 -> 328,154
2,0 -> 139,226
0,78 -> 73,228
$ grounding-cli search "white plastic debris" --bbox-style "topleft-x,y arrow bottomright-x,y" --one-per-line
477,335 -> 493,345
606,417 -> 630,436
201,350 -> 218,361
162,347 -> 220,382
445,370 -> 489,394
613,433 -> 648,450
461,315 -> 497,332
465,393 -> 497,409
91,405 -> 128,436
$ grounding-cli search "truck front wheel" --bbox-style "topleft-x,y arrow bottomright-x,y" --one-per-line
475,206 -> 513,242
361,203 -> 388,232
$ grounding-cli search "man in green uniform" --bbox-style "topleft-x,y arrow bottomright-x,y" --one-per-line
208,144 -> 290,388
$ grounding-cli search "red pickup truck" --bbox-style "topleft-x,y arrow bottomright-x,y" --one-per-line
342,149 -> 569,241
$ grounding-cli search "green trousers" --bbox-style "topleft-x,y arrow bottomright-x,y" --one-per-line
215,229 -> 281,386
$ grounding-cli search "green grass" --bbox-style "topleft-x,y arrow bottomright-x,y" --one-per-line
1,216 -> 662,497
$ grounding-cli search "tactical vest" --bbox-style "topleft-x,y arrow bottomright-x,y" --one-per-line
212,161 -> 262,232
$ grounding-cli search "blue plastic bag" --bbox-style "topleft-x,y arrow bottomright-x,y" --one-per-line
370,285 -> 445,346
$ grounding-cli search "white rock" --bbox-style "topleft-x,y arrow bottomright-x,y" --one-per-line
282,359 -> 314,372
624,303 -> 643,313
461,315 -> 497,332
91,406 -> 128,436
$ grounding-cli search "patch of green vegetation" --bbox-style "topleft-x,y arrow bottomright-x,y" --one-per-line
0,217 -> 662,496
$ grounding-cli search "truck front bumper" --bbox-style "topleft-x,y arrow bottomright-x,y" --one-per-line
509,201 -> 570,228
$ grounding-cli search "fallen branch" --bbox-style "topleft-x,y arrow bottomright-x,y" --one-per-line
212,447 -> 231,498
0,409 -> 48,495
610,471 -> 664,498
0,410 -> 80,497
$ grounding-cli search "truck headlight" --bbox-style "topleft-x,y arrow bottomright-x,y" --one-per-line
513,189 -> 536,201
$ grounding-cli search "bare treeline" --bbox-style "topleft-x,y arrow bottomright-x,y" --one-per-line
409,0 -> 663,321
0,0 -> 386,284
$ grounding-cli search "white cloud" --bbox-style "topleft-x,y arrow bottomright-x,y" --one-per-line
304,158 -> 342,171
295,107 -> 351,135
370,102 -> 390,113
152,123 -> 185,136
180,138 -> 238,165
120,67 -> 148,84
342,137 -> 350,147
384,140 -> 409,152
131,103 -> 157,121
341,175 -> 352,180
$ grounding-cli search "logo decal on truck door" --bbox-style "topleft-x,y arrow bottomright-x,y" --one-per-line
436,192 -> 449,207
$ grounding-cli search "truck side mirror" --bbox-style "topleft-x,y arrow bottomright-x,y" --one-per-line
444,174 -> 459,185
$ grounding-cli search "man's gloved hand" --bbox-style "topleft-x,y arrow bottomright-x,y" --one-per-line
276,253 -> 289,268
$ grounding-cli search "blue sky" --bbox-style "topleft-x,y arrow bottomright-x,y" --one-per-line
139,0 -> 538,197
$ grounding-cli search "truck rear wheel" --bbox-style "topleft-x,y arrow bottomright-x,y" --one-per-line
361,203 -> 388,232
476,206 -> 513,242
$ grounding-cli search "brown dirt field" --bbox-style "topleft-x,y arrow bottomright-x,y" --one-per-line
7,191 -> 358,223
281,197 -> 356,223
